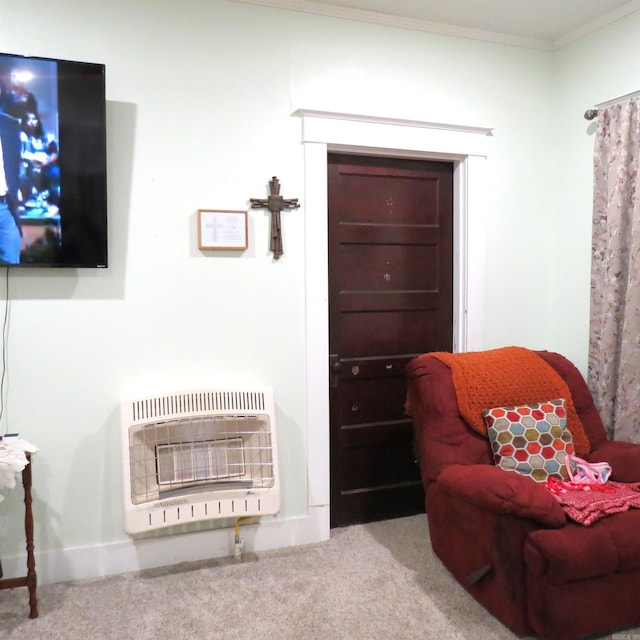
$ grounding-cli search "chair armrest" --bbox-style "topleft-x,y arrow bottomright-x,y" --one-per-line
589,440 -> 640,482
437,464 -> 566,527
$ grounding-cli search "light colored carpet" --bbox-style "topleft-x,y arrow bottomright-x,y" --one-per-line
0,514 -> 636,640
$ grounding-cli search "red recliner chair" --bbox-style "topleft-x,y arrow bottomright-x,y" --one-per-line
405,348 -> 640,640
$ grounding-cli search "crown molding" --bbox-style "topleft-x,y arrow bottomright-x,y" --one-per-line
229,0 -> 551,50
552,0 -> 640,50
229,0 -> 640,51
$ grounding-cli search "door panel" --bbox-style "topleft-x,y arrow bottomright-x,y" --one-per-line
329,153 -> 453,527
337,244 -> 441,290
335,223 -> 440,244
329,168 -> 442,225
337,376 -> 409,427
336,311 -> 440,355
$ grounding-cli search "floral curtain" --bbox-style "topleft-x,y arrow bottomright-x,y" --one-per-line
589,97 -> 640,443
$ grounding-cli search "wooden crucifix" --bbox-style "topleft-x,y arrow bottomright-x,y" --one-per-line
250,176 -> 300,260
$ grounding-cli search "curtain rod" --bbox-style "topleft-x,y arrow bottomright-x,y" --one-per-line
584,88 -> 640,120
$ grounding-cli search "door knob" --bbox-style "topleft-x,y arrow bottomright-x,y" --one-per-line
329,354 -> 342,373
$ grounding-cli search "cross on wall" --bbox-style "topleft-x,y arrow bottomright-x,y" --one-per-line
250,176 -> 300,260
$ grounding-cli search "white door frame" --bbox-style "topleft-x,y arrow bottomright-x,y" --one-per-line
297,109 -> 492,540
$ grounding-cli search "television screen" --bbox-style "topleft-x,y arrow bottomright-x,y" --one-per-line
0,52 -> 107,267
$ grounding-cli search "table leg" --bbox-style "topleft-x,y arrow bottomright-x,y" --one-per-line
22,455 -> 38,618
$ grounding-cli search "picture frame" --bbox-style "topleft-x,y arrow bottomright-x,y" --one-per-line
197,209 -> 248,251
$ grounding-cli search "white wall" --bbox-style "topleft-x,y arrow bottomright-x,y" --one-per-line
0,0 -> 631,584
551,10 -> 640,374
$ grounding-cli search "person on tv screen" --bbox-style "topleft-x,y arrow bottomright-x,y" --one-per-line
0,104 -> 22,264
20,110 -> 59,207
0,69 -> 38,123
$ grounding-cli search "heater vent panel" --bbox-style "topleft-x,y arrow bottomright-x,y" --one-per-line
129,390 -> 267,423
121,387 -> 279,535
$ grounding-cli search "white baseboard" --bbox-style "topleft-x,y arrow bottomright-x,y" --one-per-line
1,505 -> 330,585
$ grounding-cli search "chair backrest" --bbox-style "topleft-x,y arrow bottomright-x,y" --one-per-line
405,350 -> 607,487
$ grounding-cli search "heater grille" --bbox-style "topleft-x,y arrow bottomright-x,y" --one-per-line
156,437 -> 245,486
121,387 -> 279,535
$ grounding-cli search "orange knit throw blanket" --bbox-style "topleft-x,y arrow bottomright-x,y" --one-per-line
424,347 -> 590,456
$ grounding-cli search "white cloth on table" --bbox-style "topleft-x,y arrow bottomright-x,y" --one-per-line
0,438 -> 38,502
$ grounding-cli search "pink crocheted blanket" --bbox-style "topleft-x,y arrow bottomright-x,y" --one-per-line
552,481 -> 640,526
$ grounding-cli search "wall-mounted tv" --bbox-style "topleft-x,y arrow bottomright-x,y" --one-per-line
0,52 -> 107,268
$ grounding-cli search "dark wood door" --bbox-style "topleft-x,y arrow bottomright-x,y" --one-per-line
328,153 -> 453,528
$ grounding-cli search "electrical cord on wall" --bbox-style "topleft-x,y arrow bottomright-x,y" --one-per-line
0,267 -> 9,436
0,268 -> 8,580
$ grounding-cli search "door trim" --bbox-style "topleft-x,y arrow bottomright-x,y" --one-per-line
297,109 -> 492,539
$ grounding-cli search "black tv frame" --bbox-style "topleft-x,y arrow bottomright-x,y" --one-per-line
0,52 -> 107,268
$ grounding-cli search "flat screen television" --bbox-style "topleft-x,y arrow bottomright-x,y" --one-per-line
0,52 -> 107,268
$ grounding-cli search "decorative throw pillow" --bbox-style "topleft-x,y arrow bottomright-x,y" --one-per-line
483,398 -> 574,482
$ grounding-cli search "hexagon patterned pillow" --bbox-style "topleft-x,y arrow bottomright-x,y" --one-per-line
483,398 -> 574,482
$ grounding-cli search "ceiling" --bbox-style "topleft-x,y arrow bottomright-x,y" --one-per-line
231,0 -> 640,49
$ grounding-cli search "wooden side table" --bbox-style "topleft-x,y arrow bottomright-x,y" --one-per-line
0,453 -> 38,618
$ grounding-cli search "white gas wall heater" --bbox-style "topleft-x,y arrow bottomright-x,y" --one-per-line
121,387 -> 280,536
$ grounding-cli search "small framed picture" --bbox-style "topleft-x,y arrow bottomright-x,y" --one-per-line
197,209 -> 248,250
